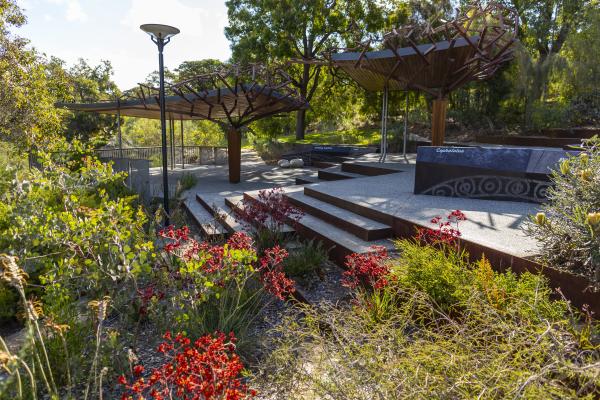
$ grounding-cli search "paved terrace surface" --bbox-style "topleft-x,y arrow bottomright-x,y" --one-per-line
304,160 -> 541,258
149,150 -> 318,198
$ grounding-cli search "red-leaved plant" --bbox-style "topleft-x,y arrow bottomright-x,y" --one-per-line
415,210 -> 467,248
235,188 -> 303,239
137,284 -> 165,316
341,246 -> 391,290
119,331 -> 256,400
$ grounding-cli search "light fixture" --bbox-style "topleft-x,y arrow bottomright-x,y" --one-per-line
140,24 -> 180,41
140,23 -> 180,226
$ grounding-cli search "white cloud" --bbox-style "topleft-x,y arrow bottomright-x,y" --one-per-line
121,0 -> 209,37
65,0 -> 86,22
117,0 -> 231,87
15,0 -> 232,89
44,0 -> 87,22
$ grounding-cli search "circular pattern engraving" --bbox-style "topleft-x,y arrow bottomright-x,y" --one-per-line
506,179 -> 530,197
455,178 -> 477,197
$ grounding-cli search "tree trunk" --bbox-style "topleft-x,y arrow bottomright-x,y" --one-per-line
525,54 -> 550,129
295,108 -> 306,140
295,63 -> 311,140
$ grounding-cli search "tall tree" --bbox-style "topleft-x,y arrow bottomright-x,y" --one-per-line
500,0 -> 591,125
61,59 -> 121,145
225,0 -> 384,139
175,59 -> 226,81
0,0 -> 63,149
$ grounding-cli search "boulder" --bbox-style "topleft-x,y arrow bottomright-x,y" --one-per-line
277,159 -> 291,168
289,158 -> 304,168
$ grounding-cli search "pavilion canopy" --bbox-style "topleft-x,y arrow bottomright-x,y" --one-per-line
325,3 -> 518,147
58,84 -> 306,127
330,37 -> 486,96
57,65 -> 308,183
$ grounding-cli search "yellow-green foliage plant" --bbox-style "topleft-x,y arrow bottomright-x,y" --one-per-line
528,137 -> 600,290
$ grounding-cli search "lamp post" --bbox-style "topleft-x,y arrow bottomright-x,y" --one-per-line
140,23 -> 180,226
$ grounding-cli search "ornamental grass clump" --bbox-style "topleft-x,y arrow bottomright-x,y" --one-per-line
528,137 -> 600,289
256,240 -> 599,399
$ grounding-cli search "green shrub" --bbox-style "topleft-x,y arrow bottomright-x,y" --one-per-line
175,172 -> 197,197
391,240 -> 568,321
470,256 -> 569,322
282,239 -> 327,279
530,100 -> 569,129
392,240 -> 471,310
251,138 -> 291,162
527,137 -> 600,289
0,283 -> 18,322
0,144 -> 157,399
569,90 -> 600,126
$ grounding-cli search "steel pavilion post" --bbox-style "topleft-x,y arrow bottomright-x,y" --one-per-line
403,92 -> 409,157
180,117 -> 185,170
379,85 -> 389,163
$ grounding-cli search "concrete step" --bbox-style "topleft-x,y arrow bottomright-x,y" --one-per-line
285,190 -> 393,241
182,198 -> 228,238
241,188 -> 395,266
303,186 -> 394,226
311,161 -> 338,169
289,211 -> 395,267
341,161 -> 406,176
226,194 -> 295,235
196,194 -> 246,235
318,166 -> 365,181
295,175 -> 320,185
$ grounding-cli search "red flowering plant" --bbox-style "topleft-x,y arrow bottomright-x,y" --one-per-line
235,188 -> 303,248
155,227 -> 295,338
341,246 -> 391,290
415,210 -> 467,249
258,246 -> 295,300
119,331 -> 256,400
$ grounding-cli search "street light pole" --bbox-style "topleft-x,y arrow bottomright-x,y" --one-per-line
140,24 -> 180,226
157,38 -> 170,224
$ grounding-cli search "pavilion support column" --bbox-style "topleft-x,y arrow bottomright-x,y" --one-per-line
227,127 -> 242,183
431,98 -> 448,146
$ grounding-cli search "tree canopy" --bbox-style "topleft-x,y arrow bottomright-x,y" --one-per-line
225,0 -> 386,139
0,0 -> 62,149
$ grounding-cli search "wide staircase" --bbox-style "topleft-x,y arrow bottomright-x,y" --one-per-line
183,160 -> 405,265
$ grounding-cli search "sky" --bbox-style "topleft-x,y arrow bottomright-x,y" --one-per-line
15,0 -> 232,90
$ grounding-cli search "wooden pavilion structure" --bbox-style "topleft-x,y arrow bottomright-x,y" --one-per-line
327,2 -> 518,151
58,65 -> 307,183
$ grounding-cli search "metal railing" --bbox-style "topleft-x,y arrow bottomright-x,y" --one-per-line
94,145 -> 228,167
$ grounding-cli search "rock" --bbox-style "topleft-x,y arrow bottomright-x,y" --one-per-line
277,159 -> 290,168
290,158 -> 304,168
